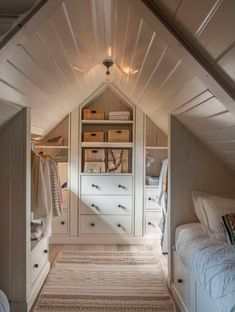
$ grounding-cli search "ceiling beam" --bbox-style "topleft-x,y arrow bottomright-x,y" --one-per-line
128,0 -> 235,118
0,0 -> 64,64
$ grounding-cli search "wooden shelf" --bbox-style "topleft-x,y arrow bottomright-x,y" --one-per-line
145,146 -> 168,150
82,120 -> 133,125
81,142 -> 133,148
80,173 -> 133,176
145,185 -> 159,188
35,145 -> 69,149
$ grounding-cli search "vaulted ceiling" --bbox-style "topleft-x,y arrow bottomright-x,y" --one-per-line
0,0 -> 235,170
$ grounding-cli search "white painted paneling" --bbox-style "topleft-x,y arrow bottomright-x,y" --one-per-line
0,0 -> 235,169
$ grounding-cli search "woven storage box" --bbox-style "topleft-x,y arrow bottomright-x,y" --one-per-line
83,108 -> 104,120
84,162 -> 105,173
84,149 -> 105,162
108,111 -> 130,121
108,129 -> 130,142
108,149 -> 129,173
83,132 -> 104,142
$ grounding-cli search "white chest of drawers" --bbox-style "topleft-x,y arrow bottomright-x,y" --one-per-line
80,175 -> 133,236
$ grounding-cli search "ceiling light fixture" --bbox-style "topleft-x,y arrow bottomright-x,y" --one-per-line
103,59 -> 113,75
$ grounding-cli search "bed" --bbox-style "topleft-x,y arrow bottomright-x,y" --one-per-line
174,223 -> 235,312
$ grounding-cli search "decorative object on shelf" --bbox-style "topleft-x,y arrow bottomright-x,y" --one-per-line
103,59 -> 113,75
83,108 -> 105,120
83,132 -> 104,142
84,161 -> 105,173
108,111 -> 130,121
146,150 -> 155,167
108,129 -> 130,142
108,149 -> 128,173
84,149 -> 105,162
146,176 -> 159,186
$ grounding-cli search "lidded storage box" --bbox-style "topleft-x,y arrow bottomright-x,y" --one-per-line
108,111 -> 130,121
83,132 -> 104,142
108,129 -> 130,142
83,108 -> 105,120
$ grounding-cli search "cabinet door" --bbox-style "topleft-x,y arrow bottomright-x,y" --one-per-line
81,175 -> 132,195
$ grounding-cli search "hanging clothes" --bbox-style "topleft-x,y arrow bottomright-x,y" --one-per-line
31,151 -> 63,220
48,159 -> 63,216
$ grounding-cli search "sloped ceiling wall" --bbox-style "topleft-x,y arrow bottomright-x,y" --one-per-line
0,0 -> 234,170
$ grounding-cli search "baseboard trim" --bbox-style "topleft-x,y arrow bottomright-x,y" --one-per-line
50,236 -> 160,245
171,283 -> 189,312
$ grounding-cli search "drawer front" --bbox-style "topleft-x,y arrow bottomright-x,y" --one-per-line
80,196 -> 132,215
81,175 -> 132,195
80,215 -> 132,235
31,238 -> 49,285
173,251 -> 188,304
52,212 -> 69,235
145,188 -> 160,210
145,211 -> 162,236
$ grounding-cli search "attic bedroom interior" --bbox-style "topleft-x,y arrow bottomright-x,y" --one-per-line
0,0 -> 235,311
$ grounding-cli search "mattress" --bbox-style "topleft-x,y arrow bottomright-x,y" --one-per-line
175,223 -> 235,312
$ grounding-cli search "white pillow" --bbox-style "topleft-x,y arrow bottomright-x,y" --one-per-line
192,191 -> 235,241
201,197 -> 235,241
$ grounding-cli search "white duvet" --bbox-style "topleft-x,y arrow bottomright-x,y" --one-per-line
175,223 -> 235,312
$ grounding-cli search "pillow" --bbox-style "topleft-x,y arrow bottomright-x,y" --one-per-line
201,197 -> 235,240
221,213 -> 235,245
192,191 -> 235,241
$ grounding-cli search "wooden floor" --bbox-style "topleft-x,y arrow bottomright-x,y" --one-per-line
49,243 -> 168,276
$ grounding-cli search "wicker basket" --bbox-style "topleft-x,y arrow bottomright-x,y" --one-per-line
84,149 -> 105,162
83,108 -> 105,120
108,129 -> 130,142
83,132 -> 104,142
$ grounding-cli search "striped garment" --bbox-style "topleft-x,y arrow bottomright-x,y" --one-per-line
48,159 -> 63,217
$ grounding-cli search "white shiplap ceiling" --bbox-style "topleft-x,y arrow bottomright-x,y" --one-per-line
0,0 -> 235,170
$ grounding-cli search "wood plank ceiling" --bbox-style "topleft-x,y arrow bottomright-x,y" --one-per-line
0,0 -> 235,170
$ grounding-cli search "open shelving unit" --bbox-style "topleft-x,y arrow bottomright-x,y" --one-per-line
79,92 -> 135,175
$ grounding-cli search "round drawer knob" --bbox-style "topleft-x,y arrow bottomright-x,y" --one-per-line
177,278 -> 183,284
43,249 -> 48,254
91,184 -> 99,189
90,223 -> 95,227
117,224 -> 121,227
148,197 -> 152,201
61,221 -> 65,225
34,264 -> 39,268
91,204 -> 99,210
148,222 -> 152,225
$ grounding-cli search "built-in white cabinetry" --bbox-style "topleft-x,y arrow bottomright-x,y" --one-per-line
79,89 -> 135,238
144,115 -> 168,238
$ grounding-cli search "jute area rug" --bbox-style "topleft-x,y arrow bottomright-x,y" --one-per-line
34,251 -> 176,311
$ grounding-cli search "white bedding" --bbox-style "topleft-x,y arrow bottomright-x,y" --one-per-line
175,223 -> 235,312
